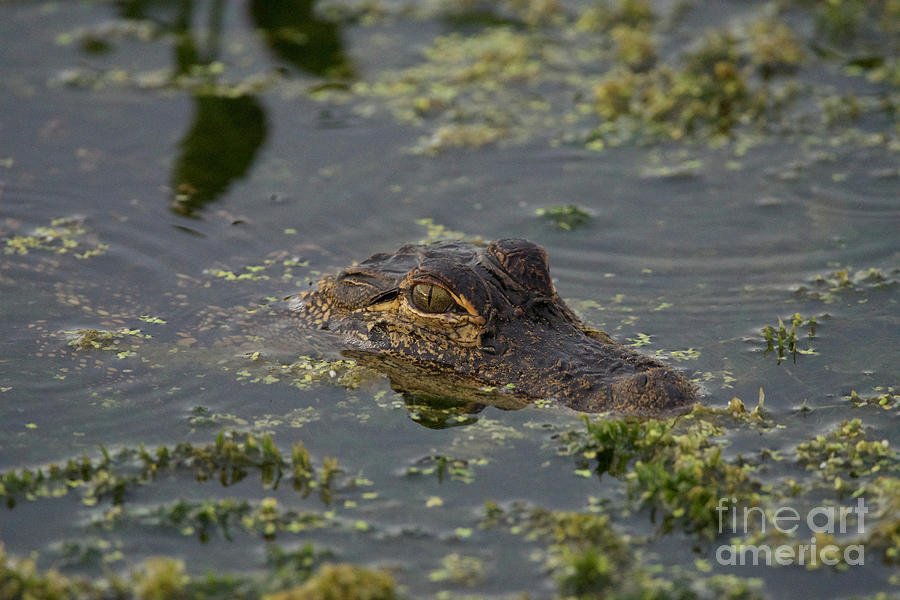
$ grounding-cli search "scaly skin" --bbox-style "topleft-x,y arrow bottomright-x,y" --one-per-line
293,239 -> 697,415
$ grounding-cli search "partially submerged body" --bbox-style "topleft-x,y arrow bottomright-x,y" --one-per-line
294,239 -> 697,415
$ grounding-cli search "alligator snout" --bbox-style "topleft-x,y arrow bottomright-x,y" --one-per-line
611,367 -> 696,414
566,366 -> 696,415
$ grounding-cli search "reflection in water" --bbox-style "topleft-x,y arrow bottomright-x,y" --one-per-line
109,1 -> 352,216
250,0 -> 353,79
115,1 -> 269,216
403,394 -> 481,429
172,95 -> 267,216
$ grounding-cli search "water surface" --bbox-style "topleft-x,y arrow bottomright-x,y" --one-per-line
1,1 -> 898,598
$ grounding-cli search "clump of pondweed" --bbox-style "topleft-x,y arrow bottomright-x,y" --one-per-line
563,414 -> 764,538
761,313 -> 819,364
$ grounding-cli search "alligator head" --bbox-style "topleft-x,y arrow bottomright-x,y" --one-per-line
293,238 -> 697,415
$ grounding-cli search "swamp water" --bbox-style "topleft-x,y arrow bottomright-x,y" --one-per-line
0,1 -> 898,598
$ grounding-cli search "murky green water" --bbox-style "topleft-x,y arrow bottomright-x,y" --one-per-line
1,1 -> 898,598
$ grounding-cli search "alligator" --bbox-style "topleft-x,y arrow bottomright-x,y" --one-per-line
293,238 -> 697,415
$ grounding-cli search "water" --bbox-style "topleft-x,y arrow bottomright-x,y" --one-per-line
1,1 -> 898,598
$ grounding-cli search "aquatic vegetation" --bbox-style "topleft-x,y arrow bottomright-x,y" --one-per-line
412,124 -> 507,155
264,563 -> 397,600
427,553 -> 485,586
846,388 -> 899,411
3,217 -> 109,259
575,0 -> 656,32
535,205 -> 592,230
747,17 -> 805,77
868,477 -> 900,564
129,497 -> 333,542
761,313 -> 819,364
481,503 -> 765,599
611,25 -> 656,71
562,414 -> 765,537
794,418 -> 897,491
204,255 -> 310,283
274,356 -> 369,391
591,30 -> 767,143
795,267 -> 896,303
134,557 -> 189,600
0,432 -> 345,509
0,542 -> 391,600
415,218 -> 474,244
65,327 -> 150,352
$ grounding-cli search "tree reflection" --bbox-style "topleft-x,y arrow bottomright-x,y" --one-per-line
172,95 -> 266,217
250,0 -> 353,79
110,0 -> 351,216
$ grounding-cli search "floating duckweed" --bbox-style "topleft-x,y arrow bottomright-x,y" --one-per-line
415,218 -> 471,243
3,217 -> 109,258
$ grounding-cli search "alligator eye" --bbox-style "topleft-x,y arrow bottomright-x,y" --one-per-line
410,283 -> 454,313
